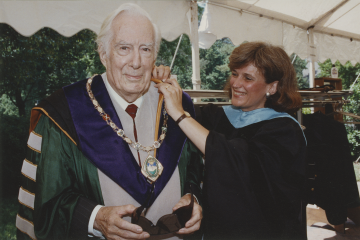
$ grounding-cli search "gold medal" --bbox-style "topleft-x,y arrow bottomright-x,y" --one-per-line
141,155 -> 164,182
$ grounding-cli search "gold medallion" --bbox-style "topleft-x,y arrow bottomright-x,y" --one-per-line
141,155 -> 164,182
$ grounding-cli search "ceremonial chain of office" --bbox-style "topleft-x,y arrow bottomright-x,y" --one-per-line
86,75 -> 168,153
86,75 -> 168,182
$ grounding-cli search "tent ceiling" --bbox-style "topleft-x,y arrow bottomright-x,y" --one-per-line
1,0 -> 360,64
200,0 -> 360,64
209,0 -> 360,39
0,0 -> 190,41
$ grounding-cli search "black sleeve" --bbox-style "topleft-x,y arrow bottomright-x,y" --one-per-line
69,197 -> 98,239
181,140 -> 204,205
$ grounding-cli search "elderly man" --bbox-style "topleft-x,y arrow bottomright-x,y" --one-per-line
16,3 -> 203,240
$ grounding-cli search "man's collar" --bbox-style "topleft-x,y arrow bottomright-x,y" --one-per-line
102,72 -> 143,110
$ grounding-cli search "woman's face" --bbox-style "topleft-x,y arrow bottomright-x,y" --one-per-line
230,63 -> 277,111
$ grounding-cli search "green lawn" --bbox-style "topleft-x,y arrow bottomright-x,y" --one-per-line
0,197 -> 18,240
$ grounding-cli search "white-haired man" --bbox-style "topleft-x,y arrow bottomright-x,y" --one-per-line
16,3 -> 203,240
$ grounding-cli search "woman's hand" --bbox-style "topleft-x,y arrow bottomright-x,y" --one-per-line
156,77 -> 209,155
152,65 -> 171,81
155,78 -> 184,121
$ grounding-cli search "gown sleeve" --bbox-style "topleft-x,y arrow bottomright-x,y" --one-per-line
178,139 -> 204,204
17,115 -> 103,240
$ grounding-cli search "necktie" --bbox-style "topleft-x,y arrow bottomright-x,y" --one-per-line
125,104 -> 142,167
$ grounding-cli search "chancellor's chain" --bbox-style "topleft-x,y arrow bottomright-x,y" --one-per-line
86,75 -> 168,154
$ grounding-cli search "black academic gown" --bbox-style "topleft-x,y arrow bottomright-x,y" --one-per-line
198,104 -> 307,240
303,111 -> 360,225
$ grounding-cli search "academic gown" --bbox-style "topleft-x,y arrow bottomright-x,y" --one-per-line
198,104 -> 307,240
303,111 -> 360,225
16,76 -> 204,240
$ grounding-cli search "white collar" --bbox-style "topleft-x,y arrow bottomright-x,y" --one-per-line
102,72 -> 143,111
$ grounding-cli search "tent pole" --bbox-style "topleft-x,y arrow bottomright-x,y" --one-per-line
190,0 -> 201,90
308,28 -> 315,88
170,34 -> 183,70
350,72 -> 360,92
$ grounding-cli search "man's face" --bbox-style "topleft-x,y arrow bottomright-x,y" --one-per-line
100,12 -> 156,103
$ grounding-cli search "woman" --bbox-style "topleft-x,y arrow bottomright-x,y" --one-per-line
156,42 -> 307,239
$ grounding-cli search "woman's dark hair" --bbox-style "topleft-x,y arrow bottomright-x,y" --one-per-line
224,41 -> 302,113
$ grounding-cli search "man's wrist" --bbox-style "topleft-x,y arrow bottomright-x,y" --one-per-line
88,205 -> 104,238
184,193 -> 199,204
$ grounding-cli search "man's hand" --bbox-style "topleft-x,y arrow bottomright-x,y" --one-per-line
173,194 -> 202,235
94,205 -> 150,240
152,65 -> 171,81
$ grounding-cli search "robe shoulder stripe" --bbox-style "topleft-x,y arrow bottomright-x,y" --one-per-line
27,131 -> 42,153
18,187 -> 35,210
21,159 -> 37,182
16,214 -> 37,240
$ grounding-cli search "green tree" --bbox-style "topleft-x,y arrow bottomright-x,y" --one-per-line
0,94 -> 18,116
344,80 -> 360,158
200,38 -> 234,91
290,54 -> 309,89
156,35 -> 193,89
0,113 -> 28,197
317,59 -> 334,79
0,24 -> 104,117
317,59 -> 360,89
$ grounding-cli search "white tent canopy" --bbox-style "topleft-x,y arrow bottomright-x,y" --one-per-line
198,0 -> 360,66
2,0 -> 360,87
0,0 -> 191,42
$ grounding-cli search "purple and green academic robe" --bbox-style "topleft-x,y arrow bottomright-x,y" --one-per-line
16,75 -> 203,240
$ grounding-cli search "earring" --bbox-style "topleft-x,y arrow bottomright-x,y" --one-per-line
266,92 -> 271,98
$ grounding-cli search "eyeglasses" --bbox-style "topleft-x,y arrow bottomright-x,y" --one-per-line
131,191 -> 194,236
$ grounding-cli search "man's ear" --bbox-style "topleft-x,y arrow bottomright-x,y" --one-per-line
269,81 -> 279,95
99,46 -> 107,69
